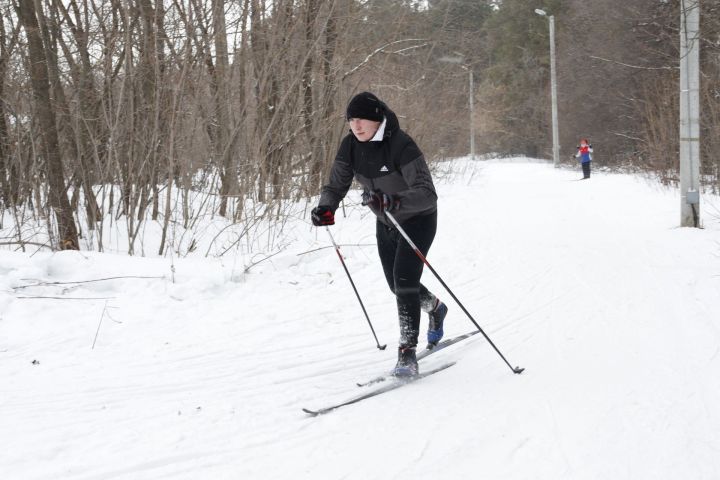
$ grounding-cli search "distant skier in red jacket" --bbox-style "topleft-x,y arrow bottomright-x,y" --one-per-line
575,138 -> 593,179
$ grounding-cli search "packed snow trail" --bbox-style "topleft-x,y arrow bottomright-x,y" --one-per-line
1,158 -> 720,479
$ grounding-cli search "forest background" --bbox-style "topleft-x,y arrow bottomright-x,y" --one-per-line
1,0 -> 719,252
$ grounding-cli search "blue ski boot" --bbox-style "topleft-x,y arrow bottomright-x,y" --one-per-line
393,346 -> 419,378
426,301 -> 448,348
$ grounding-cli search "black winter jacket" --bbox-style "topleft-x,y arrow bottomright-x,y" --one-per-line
318,107 -> 437,226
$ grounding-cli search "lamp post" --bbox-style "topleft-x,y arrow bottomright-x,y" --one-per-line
468,66 -> 475,160
535,9 -> 560,167
439,55 -> 475,160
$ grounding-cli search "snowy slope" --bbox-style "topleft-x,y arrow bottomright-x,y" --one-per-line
2,158 -> 720,480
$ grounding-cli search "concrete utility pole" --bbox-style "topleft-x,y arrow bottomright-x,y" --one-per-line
536,9 -> 560,167
679,0 -> 701,227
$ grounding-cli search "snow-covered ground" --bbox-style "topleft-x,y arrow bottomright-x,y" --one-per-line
2,158 -> 720,480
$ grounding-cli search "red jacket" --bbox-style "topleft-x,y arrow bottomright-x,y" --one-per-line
576,144 -> 593,162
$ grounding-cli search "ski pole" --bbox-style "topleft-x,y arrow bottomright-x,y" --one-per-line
383,211 -> 524,374
325,226 -> 387,350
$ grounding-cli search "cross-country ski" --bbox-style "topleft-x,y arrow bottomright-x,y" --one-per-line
356,330 -> 480,387
303,362 -> 456,417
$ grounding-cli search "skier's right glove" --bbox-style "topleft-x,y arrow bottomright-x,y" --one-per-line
311,206 -> 335,226
362,191 -> 400,213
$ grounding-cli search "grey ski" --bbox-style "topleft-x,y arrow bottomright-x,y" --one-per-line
302,362 -> 455,417
356,330 -> 479,387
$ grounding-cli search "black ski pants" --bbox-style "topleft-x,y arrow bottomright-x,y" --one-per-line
582,161 -> 591,178
376,211 -> 438,348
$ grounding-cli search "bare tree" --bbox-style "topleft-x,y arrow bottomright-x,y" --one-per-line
0,10 -> 20,207
14,0 -> 79,250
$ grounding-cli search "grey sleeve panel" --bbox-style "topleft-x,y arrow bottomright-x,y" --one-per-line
318,146 -> 354,212
394,154 -> 437,213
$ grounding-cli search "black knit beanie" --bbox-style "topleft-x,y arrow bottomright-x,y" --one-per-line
346,92 -> 384,122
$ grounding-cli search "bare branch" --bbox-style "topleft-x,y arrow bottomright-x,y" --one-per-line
589,55 -> 678,71
342,38 -> 429,80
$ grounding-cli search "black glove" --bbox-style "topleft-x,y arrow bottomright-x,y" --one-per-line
311,206 -> 335,226
362,191 -> 400,213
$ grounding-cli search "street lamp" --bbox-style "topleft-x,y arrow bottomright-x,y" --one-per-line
439,55 -> 475,160
535,9 -> 560,167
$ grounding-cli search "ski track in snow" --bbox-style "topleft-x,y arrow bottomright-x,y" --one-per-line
2,158 -> 720,479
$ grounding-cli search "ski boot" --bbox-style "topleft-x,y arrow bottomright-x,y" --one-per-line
426,301 -> 448,348
393,346 -> 418,378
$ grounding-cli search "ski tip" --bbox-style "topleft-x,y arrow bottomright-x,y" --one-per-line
513,366 -> 525,374
302,408 -> 320,417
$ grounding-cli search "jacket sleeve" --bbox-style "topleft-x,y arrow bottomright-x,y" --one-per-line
395,148 -> 437,212
318,137 -> 354,212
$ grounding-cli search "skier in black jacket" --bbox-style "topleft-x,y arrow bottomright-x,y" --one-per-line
311,91 -> 448,377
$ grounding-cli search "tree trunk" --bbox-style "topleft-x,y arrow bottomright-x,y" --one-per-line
0,31 -> 11,205
15,0 -> 79,250
213,0 -> 238,218
52,0 -> 103,228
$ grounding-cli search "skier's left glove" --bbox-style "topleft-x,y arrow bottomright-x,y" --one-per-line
362,191 -> 400,213
311,206 -> 335,226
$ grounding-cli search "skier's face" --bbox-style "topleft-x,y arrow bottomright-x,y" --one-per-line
348,118 -> 381,142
